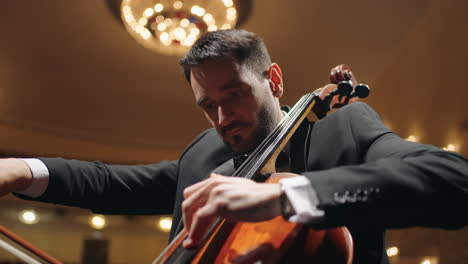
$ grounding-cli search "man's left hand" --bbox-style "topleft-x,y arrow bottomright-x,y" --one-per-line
181,173 -> 282,248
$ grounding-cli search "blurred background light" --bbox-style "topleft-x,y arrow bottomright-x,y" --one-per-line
89,214 -> 107,230
19,209 -> 39,224
157,216 -> 172,232
107,0 -> 252,56
386,246 -> 399,257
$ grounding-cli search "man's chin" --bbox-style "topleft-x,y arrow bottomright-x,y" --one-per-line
224,136 -> 254,154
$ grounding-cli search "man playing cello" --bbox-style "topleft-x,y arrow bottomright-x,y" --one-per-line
1,29 -> 467,263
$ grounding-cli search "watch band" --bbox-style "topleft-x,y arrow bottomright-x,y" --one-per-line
280,184 -> 296,220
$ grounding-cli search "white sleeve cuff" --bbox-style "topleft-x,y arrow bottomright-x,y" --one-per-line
279,176 -> 325,224
15,158 -> 50,198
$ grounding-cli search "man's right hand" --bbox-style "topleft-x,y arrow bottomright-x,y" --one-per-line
0,159 -> 33,197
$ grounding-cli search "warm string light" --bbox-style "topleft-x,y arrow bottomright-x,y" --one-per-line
19,210 -> 39,224
443,144 -> 457,151
121,0 -> 239,55
89,215 -> 107,230
404,134 -> 461,153
386,246 -> 399,257
383,116 -> 462,153
420,257 -> 439,264
157,216 -> 172,232
11,209 -> 446,263
15,209 -> 173,232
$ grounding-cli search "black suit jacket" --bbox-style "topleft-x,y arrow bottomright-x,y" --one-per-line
26,102 -> 468,264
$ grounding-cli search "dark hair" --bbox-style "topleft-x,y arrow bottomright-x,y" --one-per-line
179,29 -> 272,83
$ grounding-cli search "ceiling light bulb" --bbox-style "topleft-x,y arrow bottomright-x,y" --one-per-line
154,3 -> 164,12
174,27 -> 186,40
160,32 -> 169,41
157,22 -> 167,31
122,5 -> 131,13
191,5 -> 200,15
173,1 -> 183,9
144,8 -> 154,17
180,18 -> 190,28
223,0 -> 233,7
164,18 -> 173,26
203,13 -> 214,24
139,17 -> 148,25
155,15 -> 164,23
208,25 -> 218,31
142,30 -> 151,39
221,23 -> 231,29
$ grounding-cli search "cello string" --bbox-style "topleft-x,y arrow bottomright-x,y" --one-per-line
237,92 -> 313,178
246,93 -> 316,178
234,92 -> 314,177
238,92 -> 317,179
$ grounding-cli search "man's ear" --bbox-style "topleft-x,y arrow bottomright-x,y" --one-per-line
268,63 -> 283,98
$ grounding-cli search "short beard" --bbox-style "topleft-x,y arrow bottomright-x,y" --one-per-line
226,104 -> 277,154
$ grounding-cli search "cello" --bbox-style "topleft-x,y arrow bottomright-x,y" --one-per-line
154,64 -> 370,264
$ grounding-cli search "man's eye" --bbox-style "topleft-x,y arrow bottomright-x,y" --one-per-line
204,103 -> 216,112
232,91 -> 242,97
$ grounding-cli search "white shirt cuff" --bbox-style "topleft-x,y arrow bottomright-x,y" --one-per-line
15,158 -> 50,198
279,176 -> 325,223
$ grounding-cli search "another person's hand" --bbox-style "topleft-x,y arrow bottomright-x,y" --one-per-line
0,159 -> 33,197
181,173 -> 283,248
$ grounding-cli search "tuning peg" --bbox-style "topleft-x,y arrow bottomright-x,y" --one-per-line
350,84 -> 370,98
336,80 -> 353,96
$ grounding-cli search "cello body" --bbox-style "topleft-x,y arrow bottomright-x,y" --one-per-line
156,166 -> 353,264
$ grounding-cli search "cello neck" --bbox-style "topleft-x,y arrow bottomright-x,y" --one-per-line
234,91 -> 319,179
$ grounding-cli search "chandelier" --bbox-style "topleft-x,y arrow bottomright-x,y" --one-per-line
107,0 -> 252,56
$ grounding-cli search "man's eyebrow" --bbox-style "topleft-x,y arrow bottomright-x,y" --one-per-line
222,80 -> 243,91
196,97 -> 208,107
196,80 -> 243,106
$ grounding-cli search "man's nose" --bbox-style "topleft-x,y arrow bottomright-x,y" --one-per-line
217,105 -> 232,126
